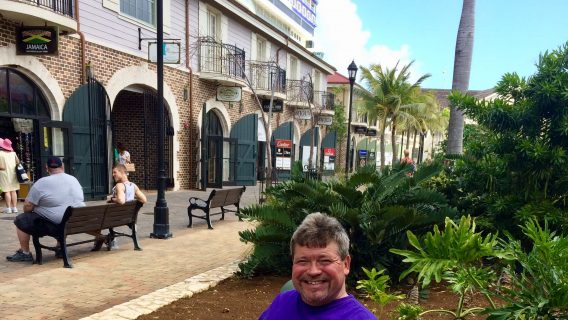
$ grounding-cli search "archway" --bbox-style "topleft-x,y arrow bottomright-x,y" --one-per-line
111,87 -> 174,190
0,67 -> 63,188
299,127 -> 320,171
230,114 -> 258,186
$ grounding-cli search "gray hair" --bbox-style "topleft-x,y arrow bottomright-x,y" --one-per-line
290,212 -> 350,259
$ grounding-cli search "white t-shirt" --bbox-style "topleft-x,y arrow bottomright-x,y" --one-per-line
26,172 -> 85,224
119,151 -> 130,165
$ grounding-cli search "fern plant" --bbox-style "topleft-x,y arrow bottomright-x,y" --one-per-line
238,162 -> 455,280
391,215 -> 508,319
356,267 -> 404,316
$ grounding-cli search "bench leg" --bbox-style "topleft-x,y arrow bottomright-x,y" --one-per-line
32,235 -> 43,265
60,237 -> 73,268
237,203 -> 242,221
130,224 -> 142,251
220,207 -> 225,220
187,207 -> 193,228
205,208 -> 213,229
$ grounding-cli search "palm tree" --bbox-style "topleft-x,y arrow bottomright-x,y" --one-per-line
359,61 -> 430,168
447,0 -> 476,155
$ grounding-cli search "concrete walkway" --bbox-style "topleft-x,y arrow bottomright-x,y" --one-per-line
0,186 -> 263,320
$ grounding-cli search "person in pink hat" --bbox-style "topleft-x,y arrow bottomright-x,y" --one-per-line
0,138 -> 20,214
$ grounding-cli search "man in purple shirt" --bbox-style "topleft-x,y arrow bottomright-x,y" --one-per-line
259,212 -> 377,319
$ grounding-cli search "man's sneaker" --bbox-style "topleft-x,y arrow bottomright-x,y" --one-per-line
2,208 -> 12,214
6,250 -> 33,262
109,239 -> 119,250
11,207 -> 18,214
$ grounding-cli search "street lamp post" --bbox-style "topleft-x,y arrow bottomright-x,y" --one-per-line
151,0 -> 172,239
345,60 -> 358,174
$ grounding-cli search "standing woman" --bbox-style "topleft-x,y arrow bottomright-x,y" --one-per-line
0,138 -> 20,213
116,142 -> 131,165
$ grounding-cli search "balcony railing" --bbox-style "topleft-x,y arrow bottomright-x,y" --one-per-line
313,91 -> 335,110
198,37 -> 246,79
17,0 -> 74,17
248,61 -> 286,95
286,79 -> 313,104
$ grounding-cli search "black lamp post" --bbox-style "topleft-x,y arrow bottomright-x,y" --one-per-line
345,60 -> 358,174
151,0 -> 172,239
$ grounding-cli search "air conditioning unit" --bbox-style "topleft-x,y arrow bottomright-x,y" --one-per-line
314,52 -> 324,59
305,40 -> 314,48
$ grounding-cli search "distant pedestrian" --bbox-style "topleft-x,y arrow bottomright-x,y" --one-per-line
0,138 -> 20,214
400,149 -> 416,176
116,142 -> 131,165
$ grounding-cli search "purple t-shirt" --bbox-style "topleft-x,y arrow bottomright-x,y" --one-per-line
259,290 -> 377,320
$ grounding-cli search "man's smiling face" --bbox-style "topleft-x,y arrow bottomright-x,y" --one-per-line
291,241 -> 351,306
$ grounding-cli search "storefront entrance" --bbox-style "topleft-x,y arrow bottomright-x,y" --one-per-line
0,68 -> 72,194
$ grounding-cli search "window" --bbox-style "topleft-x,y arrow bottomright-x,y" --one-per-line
206,8 -> 221,40
0,68 -> 49,117
257,37 -> 267,61
120,0 -> 155,25
313,70 -> 321,92
289,56 -> 299,80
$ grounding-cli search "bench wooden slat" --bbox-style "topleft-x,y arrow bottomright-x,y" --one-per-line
209,189 -> 230,208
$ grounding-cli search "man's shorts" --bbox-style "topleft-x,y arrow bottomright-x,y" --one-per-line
14,212 -> 57,236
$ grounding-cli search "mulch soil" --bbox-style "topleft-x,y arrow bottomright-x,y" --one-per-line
137,275 -> 491,319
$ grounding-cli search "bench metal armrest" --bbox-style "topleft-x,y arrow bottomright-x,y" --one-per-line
189,197 -> 208,208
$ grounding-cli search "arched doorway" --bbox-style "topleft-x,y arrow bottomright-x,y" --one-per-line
271,121 -> 296,181
63,77 -> 110,200
299,127 -> 320,171
230,114 -> 258,186
111,87 -> 174,190
0,67 -> 70,186
320,130 -> 337,174
205,110 -> 224,188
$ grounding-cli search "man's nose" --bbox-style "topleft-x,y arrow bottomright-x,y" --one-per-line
307,261 -> 322,275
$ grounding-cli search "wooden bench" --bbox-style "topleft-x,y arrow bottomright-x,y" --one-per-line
31,201 -> 144,268
188,186 -> 246,229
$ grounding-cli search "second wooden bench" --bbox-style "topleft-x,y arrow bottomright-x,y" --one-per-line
187,186 -> 246,229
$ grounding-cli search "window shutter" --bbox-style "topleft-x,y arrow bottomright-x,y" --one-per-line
250,33 -> 257,61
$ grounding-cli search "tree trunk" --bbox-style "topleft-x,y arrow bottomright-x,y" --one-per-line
391,121 -> 398,164
399,132 -> 404,162
380,118 -> 387,169
412,129 -> 418,160
447,0 -> 475,155
405,130 -> 411,150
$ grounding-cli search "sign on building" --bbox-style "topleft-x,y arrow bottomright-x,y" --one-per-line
275,139 -> 292,170
318,115 -> 333,126
216,86 -> 242,102
16,26 -> 59,55
149,42 -> 181,64
323,148 -> 336,171
295,109 -> 312,120
262,99 -> 284,112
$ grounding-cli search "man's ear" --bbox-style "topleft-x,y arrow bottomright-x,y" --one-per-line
343,255 -> 351,275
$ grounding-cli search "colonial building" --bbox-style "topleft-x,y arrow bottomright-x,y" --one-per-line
0,0 -> 336,199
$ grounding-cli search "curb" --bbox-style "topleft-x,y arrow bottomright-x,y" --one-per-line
80,260 -> 241,320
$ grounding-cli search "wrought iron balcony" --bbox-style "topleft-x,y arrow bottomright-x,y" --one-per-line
313,91 -> 335,111
286,79 -> 313,107
29,0 -> 73,17
2,0 -> 76,32
198,37 -> 246,83
248,61 -> 286,97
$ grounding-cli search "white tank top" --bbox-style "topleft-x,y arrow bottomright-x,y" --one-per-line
112,181 -> 136,201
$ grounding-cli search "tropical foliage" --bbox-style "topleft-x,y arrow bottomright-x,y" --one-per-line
436,42 -> 568,237
393,217 -> 568,319
237,162 -> 456,279
357,61 -> 431,168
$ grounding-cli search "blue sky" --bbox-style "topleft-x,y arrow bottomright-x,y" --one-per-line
314,0 -> 568,90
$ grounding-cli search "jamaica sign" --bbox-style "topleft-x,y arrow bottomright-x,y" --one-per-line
16,26 -> 59,55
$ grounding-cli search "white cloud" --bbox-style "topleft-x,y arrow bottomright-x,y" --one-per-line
314,0 -> 419,82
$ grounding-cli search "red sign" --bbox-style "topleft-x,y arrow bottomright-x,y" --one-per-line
276,139 -> 292,149
323,148 -> 335,156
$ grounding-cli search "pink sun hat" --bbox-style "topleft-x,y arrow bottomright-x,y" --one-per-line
0,138 -> 14,152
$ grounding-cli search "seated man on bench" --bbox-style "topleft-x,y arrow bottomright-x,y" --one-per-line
91,164 -> 147,251
6,156 -> 85,263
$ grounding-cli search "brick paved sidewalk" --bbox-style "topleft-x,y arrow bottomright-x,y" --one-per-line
0,187 -> 261,320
